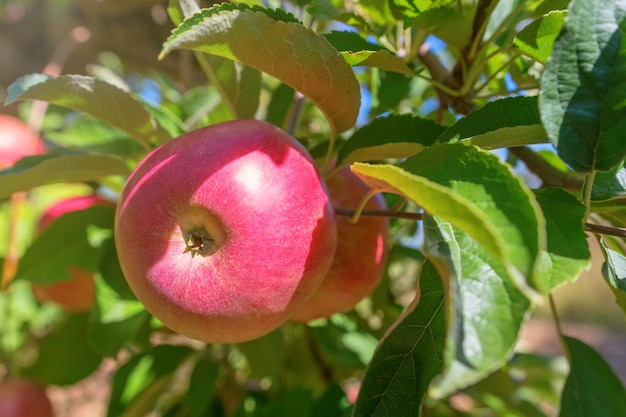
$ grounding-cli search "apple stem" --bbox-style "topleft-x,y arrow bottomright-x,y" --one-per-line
334,208 -> 423,221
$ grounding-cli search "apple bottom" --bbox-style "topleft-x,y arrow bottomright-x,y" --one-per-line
122,211 -> 334,344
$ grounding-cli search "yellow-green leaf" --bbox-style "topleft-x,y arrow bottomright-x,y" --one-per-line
514,11 -> 566,64
160,4 -> 360,133
0,151 -> 129,199
6,74 -> 169,146
351,143 -> 545,297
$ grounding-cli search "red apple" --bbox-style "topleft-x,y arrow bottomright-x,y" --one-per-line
343,378 -> 361,404
0,380 -> 53,417
114,119 -> 337,344
31,195 -> 114,312
0,114 -> 44,169
291,167 -> 389,321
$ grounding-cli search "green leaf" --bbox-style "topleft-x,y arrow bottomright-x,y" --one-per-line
6,74 -> 169,146
324,30 -> 385,52
201,54 -> 263,119
539,0 -> 626,172
265,83 -> 295,128
483,0 -> 514,43
311,315 -> 378,369
465,358 -> 562,417
514,11 -> 567,63
311,384 -> 352,417
122,377 -> 177,417
357,0 -> 398,26
600,239 -> 626,316
324,31 -> 412,75
107,345 -> 193,417
424,216 -> 531,398
534,0 -> 570,16
236,329 -> 285,380
353,260 -> 446,417
0,150 -> 129,199
144,102 -> 187,140
592,203 -> 626,229
559,336 -> 626,416
268,387 -> 314,417
187,357 -> 219,416
306,0 -> 340,20
25,314 -> 102,385
601,239 -> 626,292
340,50 -> 413,75
338,114 -> 445,164
590,161 -> 626,201
372,71 -> 412,114
352,143 -> 545,290
99,238 -> 136,300
174,86 -> 222,127
87,278 -> 150,357
413,7 -> 473,51
436,96 -> 548,149
44,115 -> 145,156
160,4 -> 360,133
14,205 -> 116,285
532,188 -> 591,294
167,0 -> 201,25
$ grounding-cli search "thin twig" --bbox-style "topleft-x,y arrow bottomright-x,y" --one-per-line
334,208 -> 423,221
584,223 -> 626,239
549,294 -> 572,363
335,213 -> 626,239
509,146 -> 584,191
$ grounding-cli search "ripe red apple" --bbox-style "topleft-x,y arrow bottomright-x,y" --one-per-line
291,167 -> 389,321
114,119 -> 337,344
0,114 -> 44,169
31,195 -> 113,312
0,380 -> 53,417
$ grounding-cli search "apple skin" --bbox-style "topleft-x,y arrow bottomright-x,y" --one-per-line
0,114 -> 44,169
31,195 -> 114,312
290,166 -> 389,321
114,119 -> 337,344
0,380 -> 54,417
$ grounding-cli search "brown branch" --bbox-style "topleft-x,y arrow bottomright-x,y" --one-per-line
418,44 -> 475,117
415,1 -> 499,116
584,223 -> 626,239
509,146 -> 585,191
334,208 -> 423,221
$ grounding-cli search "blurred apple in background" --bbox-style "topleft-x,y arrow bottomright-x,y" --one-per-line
30,195 -> 114,312
0,114 -> 44,169
291,166 -> 389,321
0,379 -> 53,417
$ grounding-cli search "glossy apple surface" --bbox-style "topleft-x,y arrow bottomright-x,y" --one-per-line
114,119 -> 337,343
0,114 -> 44,169
291,167 -> 389,321
31,195 -> 113,312
0,380 -> 53,417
